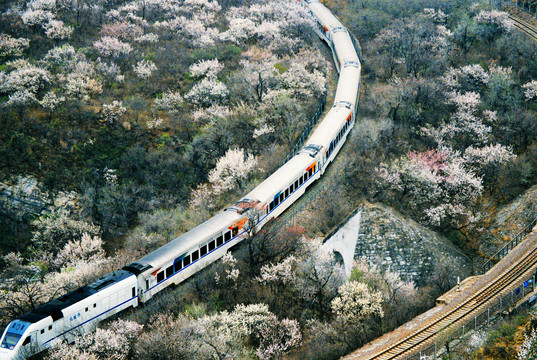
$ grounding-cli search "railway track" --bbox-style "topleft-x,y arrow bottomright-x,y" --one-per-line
509,13 -> 537,41
346,229 -> 537,360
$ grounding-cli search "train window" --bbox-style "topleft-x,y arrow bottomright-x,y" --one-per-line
85,307 -> 88,313
209,240 -> 216,251
93,304 -> 96,308
48,325 -> 52,330
269,202 -> 274,211
309,168 -> 313,177
174,261 -> 182,273
191,250 -> 199,262
231,227 -> 238,237
274,198 -> 279,206
146,280 -> 149,290
290,183 -> 294,192
132,287 -> 135,298
200,244 -> 208,257
157,271 -> 164,283
184,255 -> 191,267
40,329 -> 44,334
217,235 -> 224,246
294,180 -> 299,189
225,231 -> 232,241
284,189 -> 289,198
22,337 -> 30,346
166,266 -> 173,278
299,177 -> 303,186
279,193 -> 284,203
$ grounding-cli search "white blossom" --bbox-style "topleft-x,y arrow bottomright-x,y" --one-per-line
208,148 -> 257,194
39,91 -> 65,110
0,34 -> 30,57
103,167 -> 118,184
43,44 -> 77,65
189,58 -> 223,78
102,101 -> 126,123
93,37 -> 133,58
154,90 -> 183,113
64,72 -> 102,101
186,76 -> 228,107
146,117 -> 164,129
95,59 -> 121,78
256,256 -> 296,285
474,10 -> 514,31
0,62 -> 50,94
21,9 -> 53,27
518,328 -> 537,360
44,19 -> 73,39
134,33 -> 159,43
523,80 -> 537,101
253,124 -> 275,138
133,60 -> 157,79
331,281 -> 384,323
54,233 -> 105,268
464,144 -> 516,166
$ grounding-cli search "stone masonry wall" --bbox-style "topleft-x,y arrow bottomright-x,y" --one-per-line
355,202 -> 471,285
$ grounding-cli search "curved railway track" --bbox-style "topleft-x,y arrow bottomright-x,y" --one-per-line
347,229 -> 537,360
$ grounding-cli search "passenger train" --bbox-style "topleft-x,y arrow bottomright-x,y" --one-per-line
0,1 -> 361,358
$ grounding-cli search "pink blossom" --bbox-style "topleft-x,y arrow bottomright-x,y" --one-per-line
93,36 -> 133,58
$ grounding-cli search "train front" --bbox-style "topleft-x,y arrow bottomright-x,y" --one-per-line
0,320 -> 33,360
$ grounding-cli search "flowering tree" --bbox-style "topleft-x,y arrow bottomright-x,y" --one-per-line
214,252 -> 240,287
44,19 -> 74,39
186,59 -> 228,107
239,58 -> 278,103
46,319 -> 143,360
0,34 -> 30,57
194,303 -> 301,360
519,329 -> 537,360
133,60 -> 157,79
54,233 -> 105,268
154,90 -> 183,114
0,60 -> 50,95
331,281 -> 384,325
523,80 -> 537,101
376,149 -> 483,226
93,37 -> 133,58
100,21 -> 143,40
474,10 -> 514,42
208,147 -> 257,194
102,101 -> 127,123
281,62 -> 326,100
31,209 -> 100,255
293,240 -> 346,320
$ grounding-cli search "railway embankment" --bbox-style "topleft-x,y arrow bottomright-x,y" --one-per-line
343,200 -> 537,360
478,185 -> 537,258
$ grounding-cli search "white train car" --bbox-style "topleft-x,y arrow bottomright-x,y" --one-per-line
123,211 -> 244,303
0,271 -> 137,358
0,1 -> 361,358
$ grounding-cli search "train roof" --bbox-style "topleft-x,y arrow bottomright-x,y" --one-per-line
305,105 -> 351,148
130,210 -> 243,272
240,154 -> 314,204
19,270 -> 133,323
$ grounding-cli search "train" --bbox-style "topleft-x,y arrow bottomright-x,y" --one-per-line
0,1 -> 361,358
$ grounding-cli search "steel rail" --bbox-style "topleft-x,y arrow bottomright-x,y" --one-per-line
509,14 -> 537,41
359,238 -> 537,360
